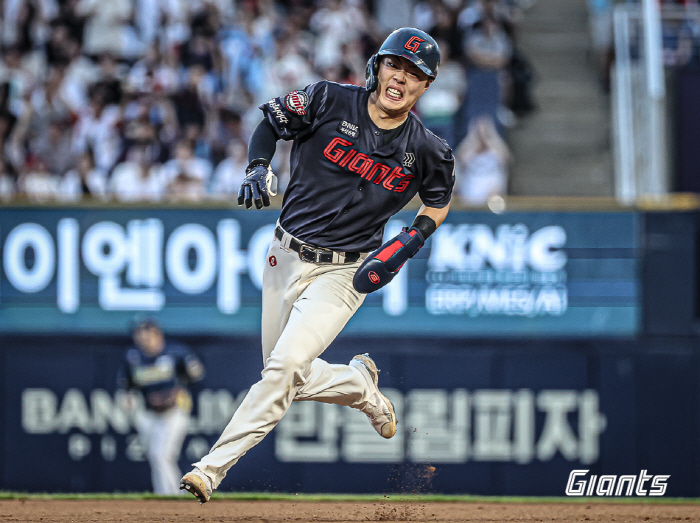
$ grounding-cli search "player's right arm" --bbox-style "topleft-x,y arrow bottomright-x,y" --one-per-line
238,118 -> 279,209
353,144 -> 455,294
116,350 -> 138,412
238,82 -> 328,209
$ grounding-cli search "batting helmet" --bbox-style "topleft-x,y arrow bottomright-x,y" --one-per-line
365,28 -> 441,92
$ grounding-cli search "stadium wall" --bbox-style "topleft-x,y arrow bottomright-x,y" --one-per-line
1,206 -> 699,496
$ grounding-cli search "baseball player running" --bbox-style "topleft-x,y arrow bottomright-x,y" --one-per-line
180,28 -> 454,503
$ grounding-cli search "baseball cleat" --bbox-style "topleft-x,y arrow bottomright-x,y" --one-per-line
350,353 -> 397,439
180,468 -> 213,504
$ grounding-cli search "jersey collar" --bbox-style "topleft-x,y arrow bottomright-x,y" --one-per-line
362,90 -> 412,158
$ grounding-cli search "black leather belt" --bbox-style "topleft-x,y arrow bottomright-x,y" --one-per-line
275,226 -> 362,264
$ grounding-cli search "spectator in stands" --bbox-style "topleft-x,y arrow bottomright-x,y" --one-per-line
262,34 -> 319,104
208,108 -> 245,165
413,0 -> 463,62
458,0 -> 516,44
29,67 -> 72,132
72,84 -> 122,172
458,9 -> 514,141
587,0 -> 615,91
662,17 -> 695,67
418,41 -> 467,148
59,151 -> 108,201
94,53 -> 125,106
309,0 -> 365,72
0,159 -> 17,200
162,139 -> 213,187
18,155 -> 60,202
172,65 -> 209,132
29,116 -> 75,177
0,99 -> 20,169
0,0 -> 525,204
210,139 -> 248,198
135,0 -> 188,48
455,115 -> 510,204
110,144 -> 166,202
59,34 -> 101,113
218,6 -> 273,99
167,171 -> 207,202
75,0 -> 140,58
1,45 -> 36,117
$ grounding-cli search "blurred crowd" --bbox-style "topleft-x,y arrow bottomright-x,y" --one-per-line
0,0 -> 536,206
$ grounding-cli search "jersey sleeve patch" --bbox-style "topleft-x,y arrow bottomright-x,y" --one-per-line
284,90 -> 310,115
260,82 -> 327,140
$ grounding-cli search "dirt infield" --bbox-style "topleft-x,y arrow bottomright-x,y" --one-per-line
1,499 -> 698,523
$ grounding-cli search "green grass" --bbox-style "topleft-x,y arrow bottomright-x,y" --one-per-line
1,491 -> 699,504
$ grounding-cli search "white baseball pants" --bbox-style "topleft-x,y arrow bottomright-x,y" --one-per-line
194,231 -> 373,488
134,406 -> 190,494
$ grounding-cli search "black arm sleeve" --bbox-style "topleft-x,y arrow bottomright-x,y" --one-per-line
248,118 -> 278,164
411,215 -> 438,240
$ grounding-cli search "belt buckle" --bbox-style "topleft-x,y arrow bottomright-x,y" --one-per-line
299,244 -> 325,264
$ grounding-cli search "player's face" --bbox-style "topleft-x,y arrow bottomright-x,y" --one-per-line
134,326 -> 165,357
375,56 -> 431,116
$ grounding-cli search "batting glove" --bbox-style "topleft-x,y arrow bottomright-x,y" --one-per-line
353,227 -> 424,294
238,159 -> 278,209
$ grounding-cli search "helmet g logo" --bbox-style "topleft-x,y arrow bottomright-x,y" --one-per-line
404,36 -> 425,53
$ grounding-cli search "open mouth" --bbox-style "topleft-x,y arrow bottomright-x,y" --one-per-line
385,87 -> 403,101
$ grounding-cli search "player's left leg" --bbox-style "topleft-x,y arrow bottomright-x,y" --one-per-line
291,269 -> 397,439
191,263 -> 365,490
261,255 -> 396,437
148,408 -> 189,494
133,409 -> 159,492
259,238 -> 376,411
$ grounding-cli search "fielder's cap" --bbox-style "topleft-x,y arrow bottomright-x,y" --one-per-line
131,316 -> 161,333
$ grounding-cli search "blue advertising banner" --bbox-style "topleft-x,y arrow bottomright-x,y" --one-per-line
2,337 -> 697,496
0,207 -> 639,336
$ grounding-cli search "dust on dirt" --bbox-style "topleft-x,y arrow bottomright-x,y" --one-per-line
1,499 -> 699,523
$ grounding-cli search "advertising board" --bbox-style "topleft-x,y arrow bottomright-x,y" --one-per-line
0,208 -> 640,337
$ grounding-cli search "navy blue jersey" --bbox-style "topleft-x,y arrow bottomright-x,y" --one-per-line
119,342 -> 204,411
260,81 -> 454,252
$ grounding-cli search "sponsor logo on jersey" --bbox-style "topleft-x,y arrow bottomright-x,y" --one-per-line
404,36 -> 425,52
369,271 -> 380,284
284,90 -> 310,115
323,137 -> 414,193
338,120 -> 359,139
267,99 -> 289,124
269,256 -> 277,267
402,152 -> 415,167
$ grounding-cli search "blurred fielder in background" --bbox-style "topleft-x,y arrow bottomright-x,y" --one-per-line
118,319 -> 205,495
